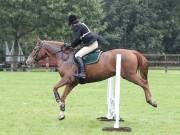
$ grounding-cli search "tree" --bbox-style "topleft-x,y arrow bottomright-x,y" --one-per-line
101,0 -> 180,53
0,0 -> 42,69
0,0 -> 104,69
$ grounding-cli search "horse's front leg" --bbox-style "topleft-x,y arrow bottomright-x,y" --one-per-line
53,78 -> 68,120
58,83 -> 77,120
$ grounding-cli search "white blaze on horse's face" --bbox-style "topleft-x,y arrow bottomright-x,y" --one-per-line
26,56 -> 35,65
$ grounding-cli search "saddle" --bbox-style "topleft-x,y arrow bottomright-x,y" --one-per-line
74,49 -> 102,84
82,49 -> 102,65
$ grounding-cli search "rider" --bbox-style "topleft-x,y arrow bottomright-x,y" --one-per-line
65,14 -> 99,79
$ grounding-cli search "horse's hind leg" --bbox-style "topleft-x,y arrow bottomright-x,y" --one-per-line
126,74 -> 157,107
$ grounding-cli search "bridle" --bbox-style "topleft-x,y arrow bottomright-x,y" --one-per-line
33,44 -> 43,62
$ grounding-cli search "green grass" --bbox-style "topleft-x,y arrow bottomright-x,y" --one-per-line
0,70 -> 180,135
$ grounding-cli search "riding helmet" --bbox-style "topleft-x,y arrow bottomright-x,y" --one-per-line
68,14 -> 79,25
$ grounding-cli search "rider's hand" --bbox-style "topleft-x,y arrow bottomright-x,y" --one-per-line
64,43 -> 71,48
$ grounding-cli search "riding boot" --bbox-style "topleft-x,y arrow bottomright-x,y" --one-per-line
74,56 -> 86,79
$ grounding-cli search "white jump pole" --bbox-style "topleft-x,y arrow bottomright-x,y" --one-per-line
113,54 -> 121,128
97,77 -> 116,121
106,77 -> 114,119
98,55 -> 121,122
102,54 -> 131,132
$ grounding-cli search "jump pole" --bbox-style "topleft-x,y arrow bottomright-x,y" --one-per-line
96,77 -> 116,121
107,77 -> 114,120
102,54 -> 131,132
97,77 -> 125,121
114,54 -> 121,128
97,55 -> 122,122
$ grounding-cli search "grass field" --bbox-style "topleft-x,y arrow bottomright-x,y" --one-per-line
0,70 -> 180,135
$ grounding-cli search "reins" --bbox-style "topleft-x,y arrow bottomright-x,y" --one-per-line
34,41 -> 78,62
42,42 -> 77,61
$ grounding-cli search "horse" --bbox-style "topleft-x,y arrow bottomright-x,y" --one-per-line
26,38 -> 157,120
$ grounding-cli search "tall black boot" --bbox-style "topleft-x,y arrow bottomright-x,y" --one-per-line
74,56 -> 86,79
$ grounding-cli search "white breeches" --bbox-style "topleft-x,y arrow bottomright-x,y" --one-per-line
75,41 -> 98,58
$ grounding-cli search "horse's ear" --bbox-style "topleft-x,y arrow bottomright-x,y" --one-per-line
36,37 -> 41,43
36,37 -> 41,46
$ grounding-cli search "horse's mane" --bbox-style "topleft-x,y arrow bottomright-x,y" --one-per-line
43,40 -> 64,46
43,40 -> 76,54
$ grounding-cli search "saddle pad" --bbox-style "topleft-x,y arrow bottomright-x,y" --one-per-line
83,51 -> 102,65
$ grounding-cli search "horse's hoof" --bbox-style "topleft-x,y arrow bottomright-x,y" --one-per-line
152,101 -> 157,108
148,100 -> 157,108
58,115 -> 65,120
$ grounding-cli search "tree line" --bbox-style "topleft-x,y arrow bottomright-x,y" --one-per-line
0,0 -> 179,62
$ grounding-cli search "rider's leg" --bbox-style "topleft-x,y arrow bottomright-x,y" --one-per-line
74,56 -> 86,78
74,41 -> 98,78
75,41 -> 98,57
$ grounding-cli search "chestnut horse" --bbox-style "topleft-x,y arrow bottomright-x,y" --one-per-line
26,39 -> 157,120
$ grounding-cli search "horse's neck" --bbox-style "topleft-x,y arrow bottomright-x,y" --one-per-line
44,43 -> 75,67
45,43 -> 59,53
43,43 -> 62,64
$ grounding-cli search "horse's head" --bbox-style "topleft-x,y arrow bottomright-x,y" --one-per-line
26,38 -> 48,65
26,38 -> 75,66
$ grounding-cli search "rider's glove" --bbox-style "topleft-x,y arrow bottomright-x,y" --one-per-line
64,43 -> 71,48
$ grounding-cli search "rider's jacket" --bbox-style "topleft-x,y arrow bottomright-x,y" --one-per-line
71,22 -> 98,47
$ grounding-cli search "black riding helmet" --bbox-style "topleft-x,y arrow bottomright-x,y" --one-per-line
68,14 -> 79,25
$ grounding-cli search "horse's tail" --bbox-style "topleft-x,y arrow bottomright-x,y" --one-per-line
133,50 -> 149,80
